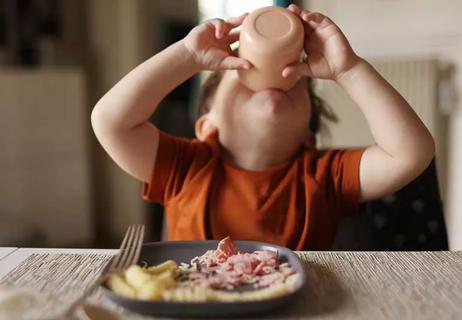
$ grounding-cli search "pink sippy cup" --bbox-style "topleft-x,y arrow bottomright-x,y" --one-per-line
238,6 -> 304,91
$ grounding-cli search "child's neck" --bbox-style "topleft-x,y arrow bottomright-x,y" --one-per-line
220,143 -> 300,171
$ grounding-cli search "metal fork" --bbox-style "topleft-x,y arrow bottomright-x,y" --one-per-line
104,224 -> 145,275
61,224 -> 145,319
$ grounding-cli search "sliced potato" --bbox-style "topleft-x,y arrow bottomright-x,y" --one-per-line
137,281 -> 163,300
147,260 -> 177,275
125,265 -> 152,289
106,274 -> 136,299
155,270 -> 176,288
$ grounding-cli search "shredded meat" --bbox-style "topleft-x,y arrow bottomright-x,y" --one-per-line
179,237 -> 295,290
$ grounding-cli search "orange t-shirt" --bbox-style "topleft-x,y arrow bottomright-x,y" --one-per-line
142,131 -> 364,251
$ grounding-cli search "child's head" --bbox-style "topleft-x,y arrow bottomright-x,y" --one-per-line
195,70 -> 334,167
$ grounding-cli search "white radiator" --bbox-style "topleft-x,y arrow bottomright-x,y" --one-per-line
315,58 -> 448,199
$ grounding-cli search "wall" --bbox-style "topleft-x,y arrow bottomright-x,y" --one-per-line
86,0 -> 147,242
85,0 -> 197,243
305,0 -> 462,249
0,69 -> 92,246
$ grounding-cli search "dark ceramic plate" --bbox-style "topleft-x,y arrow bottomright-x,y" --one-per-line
101,240 -> 306,318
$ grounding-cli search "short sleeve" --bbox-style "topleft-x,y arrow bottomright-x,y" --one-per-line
141,130 -> 212,204
316,149 -> 365,216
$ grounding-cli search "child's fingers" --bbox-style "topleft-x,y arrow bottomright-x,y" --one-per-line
302,12 -> 330,28
220,56 -> 252,70
287,5 -> 313,34
288,4 -> 302,15
282,62 -> 313,78
300,14 -> 315,34
205,19 -> 225,39
225,13 -> 248,28
226,32 -> 240,44
288,4 -> 313,22
207,19 -> 232,39
213,15 -> 246,40
211,18 -> 227,39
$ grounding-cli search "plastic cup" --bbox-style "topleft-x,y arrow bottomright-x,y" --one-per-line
238,6 -> 304,91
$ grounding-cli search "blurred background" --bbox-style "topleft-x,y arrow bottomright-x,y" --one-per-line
0,0 -> 460,250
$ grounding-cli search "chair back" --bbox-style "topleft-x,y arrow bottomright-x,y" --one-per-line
332,160 -> 449,250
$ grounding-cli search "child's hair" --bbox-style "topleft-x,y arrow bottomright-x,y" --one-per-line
196,71 -> 337,135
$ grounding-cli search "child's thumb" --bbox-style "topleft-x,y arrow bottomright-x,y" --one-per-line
282,62 -> 313,78
220,56 -> 252,70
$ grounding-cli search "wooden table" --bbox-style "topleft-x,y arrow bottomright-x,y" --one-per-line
0,248 -> 461,319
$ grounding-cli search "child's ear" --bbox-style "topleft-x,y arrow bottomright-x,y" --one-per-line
195,114 -> 217,142
303,131 -> 317,149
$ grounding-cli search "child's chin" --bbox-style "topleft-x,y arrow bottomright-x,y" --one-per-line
243,90 -> 294,122
257,88 -> 287,99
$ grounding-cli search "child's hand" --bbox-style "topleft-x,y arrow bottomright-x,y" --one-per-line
183,14 -> 252,71
282,4 -> 360,81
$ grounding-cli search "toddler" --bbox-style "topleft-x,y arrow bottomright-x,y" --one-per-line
91,5 -> 434,250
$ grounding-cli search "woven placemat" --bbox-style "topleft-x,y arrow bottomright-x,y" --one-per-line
2,251 -> 462,320
0,253 -> 146,319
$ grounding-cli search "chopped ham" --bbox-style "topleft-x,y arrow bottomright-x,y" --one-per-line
215,236 -> 239,262
179,237 -> 295,290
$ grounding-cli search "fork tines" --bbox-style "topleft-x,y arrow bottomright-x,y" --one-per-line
108,224 -> 145,274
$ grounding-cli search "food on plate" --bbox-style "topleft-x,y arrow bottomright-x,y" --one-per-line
106,237 -> 300,302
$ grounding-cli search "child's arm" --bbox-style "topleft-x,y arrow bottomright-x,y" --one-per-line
337,60 -> 435,201
286,5 -> 435,201
91,15 -> 250,183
